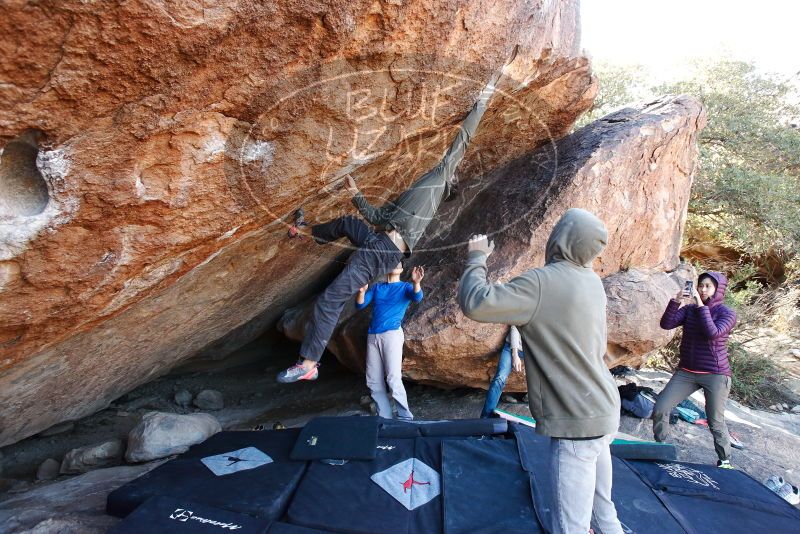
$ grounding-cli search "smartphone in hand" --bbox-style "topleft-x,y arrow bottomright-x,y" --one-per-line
682,280 -> 693,298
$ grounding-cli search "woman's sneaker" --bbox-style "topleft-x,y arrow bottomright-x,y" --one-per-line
776,482 -> 800,505
716,459 -> 734,469
765,475 -> 785,493
276,361 -> 319,383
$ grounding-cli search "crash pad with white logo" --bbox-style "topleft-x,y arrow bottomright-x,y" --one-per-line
625,459 -> 800,533
107,430 -> 305,522
514,425 -> 684,534
286,437 -> 449,533
108,495 -> 270,533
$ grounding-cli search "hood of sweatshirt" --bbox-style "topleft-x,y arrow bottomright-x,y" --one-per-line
545,208 -> 608,268
699,271 -> 728,308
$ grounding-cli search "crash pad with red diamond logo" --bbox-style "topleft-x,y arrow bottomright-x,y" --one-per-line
370,458 -> 441,511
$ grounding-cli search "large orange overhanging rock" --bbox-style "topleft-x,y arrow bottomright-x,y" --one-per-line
280,96 -> 707,391
0,1 -> 594,446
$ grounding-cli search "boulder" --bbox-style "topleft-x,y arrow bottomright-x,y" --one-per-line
125,412 -> 220,463
59,439 -> 124,475
36,458 -> 61,481
193,389 -> 224,411
282,96 -> 706,390
0,463 -> 160,533
604,263 -> 697,368
173,389 -> 193,408
0,0 -> 594,447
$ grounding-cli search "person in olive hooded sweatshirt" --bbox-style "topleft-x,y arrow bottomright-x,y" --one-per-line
458,208 -> 623,534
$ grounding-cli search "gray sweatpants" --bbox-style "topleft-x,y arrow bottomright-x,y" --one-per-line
365,329 -> 413,420
352,67 -> 502,250
550,435 -> 624,534
652,369 -> 731,461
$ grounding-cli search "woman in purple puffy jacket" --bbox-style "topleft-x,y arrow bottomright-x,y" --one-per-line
652,271 -> 738,468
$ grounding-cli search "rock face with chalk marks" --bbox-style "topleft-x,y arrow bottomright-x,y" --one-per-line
1,0 -> 595,445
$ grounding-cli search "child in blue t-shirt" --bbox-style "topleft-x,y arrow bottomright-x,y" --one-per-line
356,262 -> 424,420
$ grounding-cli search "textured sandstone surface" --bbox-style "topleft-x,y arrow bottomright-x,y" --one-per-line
281,96 -> 707,390
0,0 -> 595,445
604,263 -> 697,368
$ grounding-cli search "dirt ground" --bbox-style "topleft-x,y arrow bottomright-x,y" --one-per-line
0,337 -> 495,485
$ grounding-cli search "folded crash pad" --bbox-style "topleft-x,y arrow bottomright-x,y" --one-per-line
419,419 -> 507,437
107,430 -> 306,521
291,416 -> 380,461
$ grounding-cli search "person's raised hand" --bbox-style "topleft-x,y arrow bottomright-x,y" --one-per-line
692,287 -> 704,307
467,234 -> 495,257
345,174 -> 359,195
358,284 -> 368,294
411,266 -> 425,283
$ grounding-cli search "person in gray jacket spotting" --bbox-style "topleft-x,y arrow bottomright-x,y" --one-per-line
458,208 -> 624,534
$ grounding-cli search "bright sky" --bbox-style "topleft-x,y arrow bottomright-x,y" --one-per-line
581,0 -> 800,82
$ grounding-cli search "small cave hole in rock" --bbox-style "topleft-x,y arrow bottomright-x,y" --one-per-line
0,130 -> 50,217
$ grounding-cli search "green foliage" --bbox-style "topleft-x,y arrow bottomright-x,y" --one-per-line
583,59 -> 800,273
723,263 -> 760,309
727,341 -> 792,408
676,60 -> 800,259
575,62 -> 646,128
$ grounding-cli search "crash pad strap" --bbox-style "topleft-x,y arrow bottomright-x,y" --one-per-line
610,440 -> 677,461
